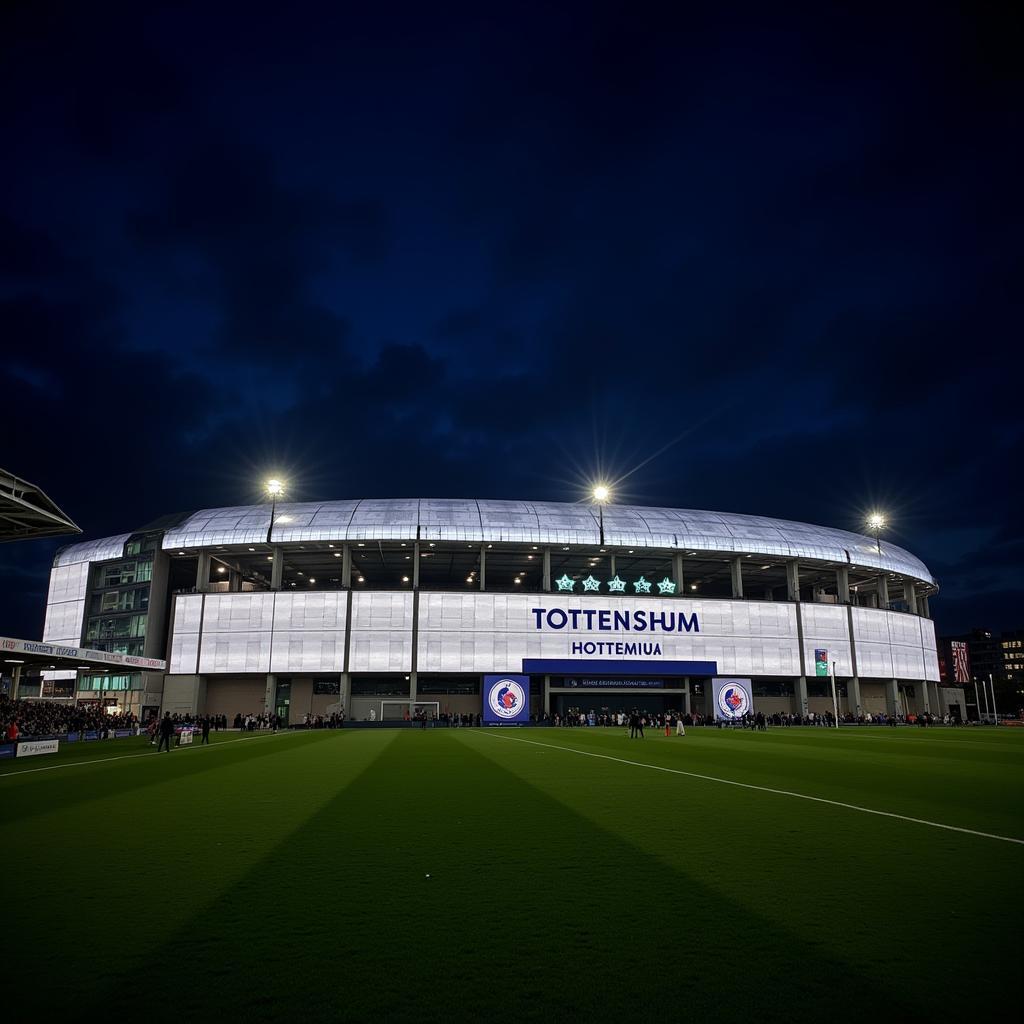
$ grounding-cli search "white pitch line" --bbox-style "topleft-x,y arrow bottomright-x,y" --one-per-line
481,732 -> 1024,847
0,729 -> 305,778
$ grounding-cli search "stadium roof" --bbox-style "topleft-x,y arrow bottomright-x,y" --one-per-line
0,468 -> 80,543
0,636 -> 165,673
156,498 -> 936,585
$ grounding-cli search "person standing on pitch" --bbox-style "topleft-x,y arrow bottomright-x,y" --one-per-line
676,715 -> 686,737
157,712 -> 174,753
201,716 -> 211,745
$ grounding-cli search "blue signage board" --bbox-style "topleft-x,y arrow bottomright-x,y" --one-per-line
482,674 -> 531,724
562,678 -> 665,689
714,677 -> 753,720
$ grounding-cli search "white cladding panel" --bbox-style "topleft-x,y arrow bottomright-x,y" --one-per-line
201,592 -> 276,632
348,592 -> 413,672
270,633 -> 345,673
268,592 -> 346,672
42,560 -> 92,654
800,603 -> 854,677
200,632 -> 272,674
918,617 -> 940,681
169,594 -> 203,674
169,592 -> 348,675
47,561 -> 89,604
416,594 -> 800,676
42,600 -> 87,646
851,607 -> 937,680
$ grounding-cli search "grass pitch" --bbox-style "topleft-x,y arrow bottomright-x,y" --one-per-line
2,726 -> 1021,1023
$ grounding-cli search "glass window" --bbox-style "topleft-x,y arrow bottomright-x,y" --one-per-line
418,678 -> 480,695
351,677 -> 411,697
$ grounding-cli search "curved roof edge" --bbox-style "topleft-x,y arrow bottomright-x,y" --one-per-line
157,498 -> 936,586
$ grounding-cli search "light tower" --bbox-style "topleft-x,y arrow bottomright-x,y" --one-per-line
866,511 -> 886,555
592,483 -> 611,546
265,478 -> 285,544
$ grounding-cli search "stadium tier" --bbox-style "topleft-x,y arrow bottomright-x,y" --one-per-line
37,497 -> 959,722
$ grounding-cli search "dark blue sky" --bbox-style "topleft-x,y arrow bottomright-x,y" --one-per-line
1,3 -> 1020,638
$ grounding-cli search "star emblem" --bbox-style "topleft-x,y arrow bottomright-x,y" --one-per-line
581,575 -> 601,592
606,575 -> 627,593
657,577 -> 677,595
634,576 -> 652,594
555,574 -> 576,592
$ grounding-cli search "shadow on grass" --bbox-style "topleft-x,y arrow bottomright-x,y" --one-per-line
1,730 -> 342,825
76,733 -> 921,1024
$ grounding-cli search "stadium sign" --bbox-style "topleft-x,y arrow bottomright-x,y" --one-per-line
483,674 -> 530,724
714,678 -> 753,720
562,678 -> 666,688
16,739 -> 60,758
0,636 -> 166,672
530,608 -> 699,633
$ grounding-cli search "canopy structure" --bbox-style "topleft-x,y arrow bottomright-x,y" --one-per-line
0,468 -> 80,543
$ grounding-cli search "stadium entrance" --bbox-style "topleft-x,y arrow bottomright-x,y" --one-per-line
551,692 -> 681,715
547,673 -> 695,717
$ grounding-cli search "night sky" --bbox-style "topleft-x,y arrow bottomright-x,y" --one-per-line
1,4 -> 1020,639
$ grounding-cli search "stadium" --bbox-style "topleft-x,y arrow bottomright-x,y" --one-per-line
34,495 -> 959,724
6,492 -> 1020,1024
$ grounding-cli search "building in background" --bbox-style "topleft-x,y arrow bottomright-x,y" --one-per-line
36,496 -> 960,723
939,628 -> 1024,721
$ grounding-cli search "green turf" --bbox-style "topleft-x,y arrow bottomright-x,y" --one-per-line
2,727 -> 1021,1023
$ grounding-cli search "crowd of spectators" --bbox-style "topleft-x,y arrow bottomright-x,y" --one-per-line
300,712 -> 346,728
1,694 -> 138,740
543,707 -> 963,729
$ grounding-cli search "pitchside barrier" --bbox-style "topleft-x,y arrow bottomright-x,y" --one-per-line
0,726 -> 145,761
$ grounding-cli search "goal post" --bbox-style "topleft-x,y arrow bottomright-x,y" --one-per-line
379,700 -> 441,723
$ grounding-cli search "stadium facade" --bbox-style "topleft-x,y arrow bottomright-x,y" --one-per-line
36,498 -> 961,722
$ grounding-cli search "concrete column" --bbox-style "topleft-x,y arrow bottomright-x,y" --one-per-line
886,679 -> 900,718
673,552 -> 684,593
11,664 -> 21,700
542,548 -> 551,592
543,675 -> 550,715
836,566 -> 850,604
683,677 -> 691,715
410,588 -> 419,713
920,595 -> 930,618
731,557 -> 744,598
877,575 -> 889,609
264,673 -> 276,714
920,678 -> 931,714
903,580 -> 918,614
795,675 -> 808,718
270,547 -> 283,590
786,560 -> 800,602
196,551 -> 211,592
413,541 -> 420,589
342,544 -> 352,588
479,547 -> 486,591
844,675 -> 860,718
339,671 -> 350,718
609,554 -> 616,579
